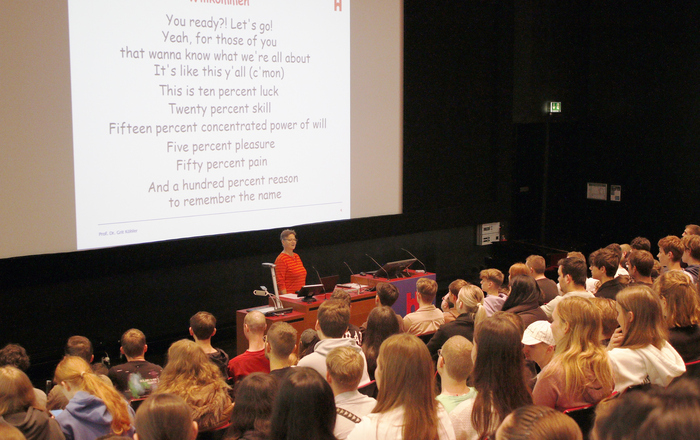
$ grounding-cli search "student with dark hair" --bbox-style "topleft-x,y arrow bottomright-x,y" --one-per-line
502,276 -> 547,329
495,405 -> 582,440
630,237 -> 651,252
681,235 -> 700,282
297,299 -> 370,385
593,378 -> 700,440
541,258 -> 594,320
0,366 -> 65,440
590,248 -> 626,300
653,271 -> 700,363
362,306 -> 401,380
134,393 -> 197,440
190,311 -> 229,380
348,334 -> 455,440
627,250 -> 655,287
269,368 -> 336,440
108,329 -> 162,399
657,235 -> 685,273
0,344 -> 47,410
525,255 -> 559,305
223,373 -> 278,440
607,286 -> 685,392
330,289 -> 363,346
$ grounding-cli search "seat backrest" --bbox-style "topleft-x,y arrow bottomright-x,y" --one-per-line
563,404 -> 597,440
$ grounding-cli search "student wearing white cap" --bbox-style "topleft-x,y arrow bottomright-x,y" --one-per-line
521,320 -> 555,372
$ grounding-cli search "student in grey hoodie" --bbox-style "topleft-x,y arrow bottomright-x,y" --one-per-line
297,300 -> 371,386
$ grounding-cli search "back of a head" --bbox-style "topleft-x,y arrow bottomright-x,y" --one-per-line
317,299 -> 350,338
658,236 -> 683,262
605,243 -> 623,260
629,250 -> 654,278
190,311 -> 217,340
326,347 -> 364,391
416,277 -> 438,302
509,263 -> 530,280
630,237 -> 651,252
330,288 -> 352,307
0,344 -> 30,371
229,373 -> 279,439
653,270 -> 700,328
135,393 -> 195,440
163,339 -> 209,378
682,234 -> 700,260
121,329 -> 147,358
270,367 -> 335,440
0,366 -> 36,416
364,306 -> 401,353
594,379 -> 700,440
0,422 -> 27,440
616,286 -> 667,349
376,282 -> 399,307
503,275 -> 540,310
554,297 -> 602,352
440,335 -> 473,383
375,333 -> 435,412
525,255 -> 546,275
65,335 -> 93,362
496,405 -> 582,440
448,279 -> 469,298
267,322 -> 298,359
590,297 -> 619,340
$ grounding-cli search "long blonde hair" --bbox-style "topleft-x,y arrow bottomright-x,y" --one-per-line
547,297 -> 614,400
374,333 -> 441,440
616,285 -> 668,349
653,271 -> 700,328
155,339 -> 232,430
54,356 -> 132,435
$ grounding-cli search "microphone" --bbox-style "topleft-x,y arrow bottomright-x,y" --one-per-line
366,254 -> 386,278
401,248 -> 427,272
312,266 -> 327,298
343,261 -> 355,276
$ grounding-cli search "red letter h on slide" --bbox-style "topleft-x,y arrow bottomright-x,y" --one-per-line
405,291 -> 419,314
334,0 -> 342,11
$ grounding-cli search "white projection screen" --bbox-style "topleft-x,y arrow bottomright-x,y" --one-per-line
0,0 -> 402,259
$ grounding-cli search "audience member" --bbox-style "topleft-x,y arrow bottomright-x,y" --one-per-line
347,333 -> 455,440
265,322 -> 297,382
331,288 -> 363,346
403,277 -> 444,335
326,347 -> 377,440
298,329 -> 320,360
427,284 -> 485,361
657,235 -> 685,273
501,276 -> 547,328
593,378 -> 700,440
630,236 -> 651,252
108,329 -> 162,399
508,263 -> 531,285
525,255 -> 558,304
133,393 -> 197,440
0,344 -> 47,410
541,257 -> 594,319
227,311 -> 270,383
155,339 -> 233,431
441,279 -> 469,324
495,405 -> 582,440
653,271 -> 700,363
53,356 -> 134,440
589,248 -> 626,300
683,224 -> 700,237
361,282 -> 405,335
521,321 -> 555,376
0,366 -> 64,440
436,336 -> 475,414
362,306 -> 401,380
605,243 -> 630,278
269,368 -> 336,440
223,373 -> 278,440
47,336 -> 112,411
481,269 -> 507,316
453,314 -> 532,440
533,297 -> 614,410
189,311 -> 230,380
627,249 -> 654,287
590,297 -> 619,345
607,286 -> 685,392
681,234 -> 700,282
297,299 -> 370,385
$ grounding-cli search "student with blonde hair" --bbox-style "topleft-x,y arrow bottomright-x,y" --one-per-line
495,405 -> 582,440
134,393 -> 197,440
348,333 -> 455,440
155,340 -> 233,431
427,284 -> 485,360
533,297 -> 614,410
53,356 -> 134,439
607,286 -> 685,392
653,271 -> 700,362
0,366 -> 64,440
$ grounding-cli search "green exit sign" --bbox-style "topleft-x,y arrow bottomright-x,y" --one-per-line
550,102 -> 561,113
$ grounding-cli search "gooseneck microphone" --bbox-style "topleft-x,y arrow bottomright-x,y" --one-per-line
401,248 -> 427,271
366,254 -> 386,278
